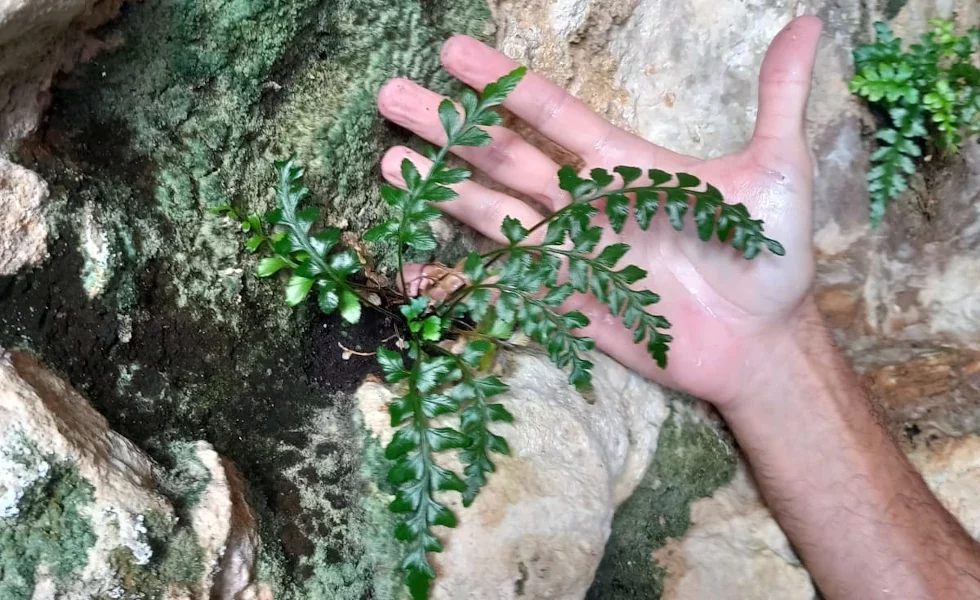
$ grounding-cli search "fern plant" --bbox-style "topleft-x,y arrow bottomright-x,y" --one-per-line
850,19 -> 979,226
218,67 -> 784,599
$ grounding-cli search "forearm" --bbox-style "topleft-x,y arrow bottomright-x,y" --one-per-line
722,300 -> 980,599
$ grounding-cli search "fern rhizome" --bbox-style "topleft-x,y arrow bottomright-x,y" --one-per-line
216,67 -> 784,599
850,19 -> 979,226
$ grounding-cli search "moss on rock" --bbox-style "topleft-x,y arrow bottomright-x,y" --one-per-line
1,0 -> 491,597
153,441 -> 213,515
0,441 -> 96,599
587,403 -> 738,599
24,0 -> 490,315
251,400 -> 406,599
107,509 -> 206,600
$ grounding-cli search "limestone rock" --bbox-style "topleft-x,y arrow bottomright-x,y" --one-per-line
1,349 -> 169,597
188,442 -> 262,600
489,0 -> 637,129
612,0 -> 800,159
0,0 -> 125,151
493,0 -> 980,436
358,350 -> 671,599
0,349 -> 259,599
654,465 -> 814,600
0,158 -> 48,275
910,435 -> 980,541
653,435 -> 980,600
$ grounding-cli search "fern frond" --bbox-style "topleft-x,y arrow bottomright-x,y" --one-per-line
851,19 -> 979,225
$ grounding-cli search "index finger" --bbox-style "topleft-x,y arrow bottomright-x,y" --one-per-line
441,35 -> 670,164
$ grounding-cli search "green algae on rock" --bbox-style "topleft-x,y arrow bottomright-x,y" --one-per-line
0,439 -> 97,600
588,404 -> 738,599
3,1 -> 492,597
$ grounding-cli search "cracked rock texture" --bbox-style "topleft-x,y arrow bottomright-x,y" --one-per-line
0,350 -> 259,599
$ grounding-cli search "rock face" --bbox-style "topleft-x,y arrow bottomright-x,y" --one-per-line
0,350 -> 259,599
650,435 -> 980,600
1,0 -> 978,598
653,465 -> 813,600
0,159 -> 48,275
358,351 -> 671,599
490,0 -> 980,437
0,0 -> 125,151
486,0 -> 980,597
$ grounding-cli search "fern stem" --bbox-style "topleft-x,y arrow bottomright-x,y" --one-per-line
435,282 -> 496,320
403,340 -> 438,583
481,181 -> 700,272
484,245 -> 634,285
437,281 -> 585,343
394,134 -> 461,303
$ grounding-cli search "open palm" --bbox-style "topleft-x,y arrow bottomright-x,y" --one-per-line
377,17 -> 824,407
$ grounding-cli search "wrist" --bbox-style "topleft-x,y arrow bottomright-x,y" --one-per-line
718,297 -> 837,418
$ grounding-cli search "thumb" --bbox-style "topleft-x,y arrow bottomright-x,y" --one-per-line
750,16 -> 823,156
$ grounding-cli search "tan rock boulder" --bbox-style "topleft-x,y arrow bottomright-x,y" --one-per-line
654,435 -> 980,600
358,350 -> 672,599
0,158 -> 48,275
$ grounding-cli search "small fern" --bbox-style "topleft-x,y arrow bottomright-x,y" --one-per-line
851,19 -> 980,226
220,67 -> 784,599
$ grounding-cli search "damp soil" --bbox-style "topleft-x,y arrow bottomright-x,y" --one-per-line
304,304 -> 400,395
0,231 -> 393,453
0,235 -> 397,586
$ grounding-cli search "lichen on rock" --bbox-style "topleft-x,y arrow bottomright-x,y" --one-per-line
0,436 -> 96,599
0,350 -> 262,599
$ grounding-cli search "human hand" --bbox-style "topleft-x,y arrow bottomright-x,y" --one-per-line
377,17 -> 824,408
